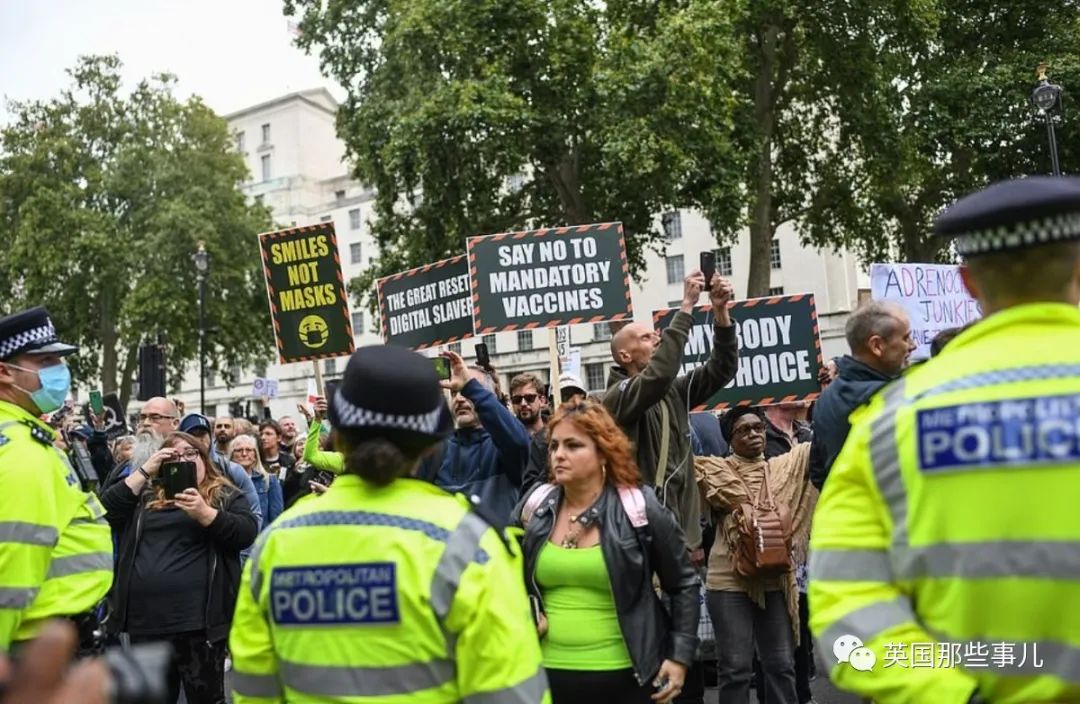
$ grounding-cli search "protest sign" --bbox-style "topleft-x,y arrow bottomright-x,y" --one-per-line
870,263 -> 982,360
102,393 -> 128,440
468,222 -> 633,333
258,222 -> 355,364
652,294 -> 823,410
251,377 -> 280,399
376,255 -> 474,350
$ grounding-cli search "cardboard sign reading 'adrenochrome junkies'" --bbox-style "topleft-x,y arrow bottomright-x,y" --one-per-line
258,222 -> 355,364
468,222 -> 633,333
652,294 -> 823,410
376,255 -> 474,350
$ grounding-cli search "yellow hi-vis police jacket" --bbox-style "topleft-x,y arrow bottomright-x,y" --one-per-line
230,473 -> 550,703
0,400 -> 113,650
809,303 -> 1080,703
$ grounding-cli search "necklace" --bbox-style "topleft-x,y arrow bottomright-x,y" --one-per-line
560,495 -> 599,549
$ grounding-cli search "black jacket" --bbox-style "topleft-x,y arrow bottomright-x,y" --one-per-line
764,417 -> 812,460
809,355 -> 897,489
513,483 -> 699,685
100,480 -> 258,643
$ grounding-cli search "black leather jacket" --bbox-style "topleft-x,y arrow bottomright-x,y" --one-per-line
513,483 -> 699,685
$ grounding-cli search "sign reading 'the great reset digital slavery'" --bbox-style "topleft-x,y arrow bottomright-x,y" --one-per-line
376,255 -> 474,350
258,222 -> 355,364
468,222 -> 633,333
652,294 -> 823,410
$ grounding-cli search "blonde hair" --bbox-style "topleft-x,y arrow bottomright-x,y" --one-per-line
147,432 -> 231,511
228,434 -> 267,478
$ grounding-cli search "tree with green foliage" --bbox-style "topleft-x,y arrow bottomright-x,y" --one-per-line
799,0 -> 1080,264
0,55 -> 274,406
285,0 -> 744,304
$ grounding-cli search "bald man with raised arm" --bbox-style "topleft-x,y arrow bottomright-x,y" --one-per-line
603,269 -> 739,553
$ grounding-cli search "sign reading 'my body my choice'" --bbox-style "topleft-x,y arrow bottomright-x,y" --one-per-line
653,294 -> 823,410
258,222 -> 355,364
870,263 -> 982,360
376,255 -> 474,350
468,222 -> 633,333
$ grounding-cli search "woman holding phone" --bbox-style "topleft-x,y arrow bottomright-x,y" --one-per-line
100,431 -> 258,704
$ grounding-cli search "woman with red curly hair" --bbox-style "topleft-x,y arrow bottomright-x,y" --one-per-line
512,400 -> 699,704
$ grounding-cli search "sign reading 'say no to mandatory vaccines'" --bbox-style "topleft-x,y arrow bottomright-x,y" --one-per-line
258,222 -> 355,364
376,255 -> 474,350
468,222 -> 633,333
652,294 -> 823,410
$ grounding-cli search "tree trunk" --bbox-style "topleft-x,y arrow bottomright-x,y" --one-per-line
99,291 -> 118,394
546,149 -> 592,225
746,24 -> 781,299
118,345 -> 138,410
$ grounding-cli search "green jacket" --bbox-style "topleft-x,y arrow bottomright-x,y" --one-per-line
602,311 -> 738,549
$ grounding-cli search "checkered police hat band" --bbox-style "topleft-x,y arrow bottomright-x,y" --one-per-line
0,323 -> 57,360
954,211 -> 1080,256
332,393 -> 443,434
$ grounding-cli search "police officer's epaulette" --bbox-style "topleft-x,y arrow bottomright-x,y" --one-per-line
23,420 -> 55,446
465,493 -> 516,556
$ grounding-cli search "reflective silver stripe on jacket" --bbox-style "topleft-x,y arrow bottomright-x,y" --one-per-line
923,627 -> 1080,683
868,380 -> 909,547
431,512 -> 490,620
231,670 -> 283,698
813,541 -> 1080,582
278,657 -> 455,697
0,522 -> 58,547
0,587 -> 38,610
819,597 -> 917,669
45,552 -> 112,579
463,667 -> 549,704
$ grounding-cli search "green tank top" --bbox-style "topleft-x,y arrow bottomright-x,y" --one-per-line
535,542 -> 633,670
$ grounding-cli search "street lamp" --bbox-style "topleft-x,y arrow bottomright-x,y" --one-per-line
1031,62 -> 1064,176
194,241 -> 210,414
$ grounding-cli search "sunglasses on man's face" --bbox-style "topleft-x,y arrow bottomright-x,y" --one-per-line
511,393 -> 539,405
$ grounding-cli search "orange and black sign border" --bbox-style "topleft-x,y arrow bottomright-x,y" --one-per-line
257,222 -> 355,364
375,254 -> 475,350
651,293 -> 823,411
467,222 -> 634,334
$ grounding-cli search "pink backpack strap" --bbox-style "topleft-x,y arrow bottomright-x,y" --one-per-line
618,486 -> 649,528
522,483 -> 557,525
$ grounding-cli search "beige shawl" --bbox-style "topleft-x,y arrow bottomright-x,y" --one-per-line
695,443 -> 818,643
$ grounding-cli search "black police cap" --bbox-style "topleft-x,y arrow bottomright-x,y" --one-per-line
0,307 -> 78,362
328,345 -> 453,449
934,176 -> 1080,257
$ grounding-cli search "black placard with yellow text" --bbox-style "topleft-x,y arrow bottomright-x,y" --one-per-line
258,222 -> 355,363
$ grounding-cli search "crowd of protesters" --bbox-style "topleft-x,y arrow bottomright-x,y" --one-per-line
5,266 -> 967,704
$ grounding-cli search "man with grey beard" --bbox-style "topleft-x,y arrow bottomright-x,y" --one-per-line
102,397 -> 178,489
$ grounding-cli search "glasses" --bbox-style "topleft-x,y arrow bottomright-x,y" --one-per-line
139,413 -> 176,423
511,393 -> 539,405
172,448 -> 200,460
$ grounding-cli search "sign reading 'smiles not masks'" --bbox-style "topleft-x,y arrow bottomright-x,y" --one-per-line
467,222 -> 633,333
258,222 -> 355,364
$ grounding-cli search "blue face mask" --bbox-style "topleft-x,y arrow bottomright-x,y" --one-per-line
6,361 -> 72,414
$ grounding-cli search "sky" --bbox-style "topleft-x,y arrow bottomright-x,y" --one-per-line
0,0 -> 345,122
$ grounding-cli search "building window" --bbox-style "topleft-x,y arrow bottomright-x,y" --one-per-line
205,369 -> 215,387
261,155 -> 271,181
349,209 -> 361,230
585,363 -> 606,392
254,194 -> 264,204
517,330 -> 534,351
770,238 -> 782,270
228,365 -> 241,387
594,322 -> 612,341
350,242 -> 363,263
666,255 -> 685,285
716,247 -> 733,277
768,286 -> 784,296
448,342 -> 462,355
482,334 -> 497,355
324,358 -> 337,376
205,404 -> 217,419
261,123 -> 271,144
335,189 -> 346,202
319,214 -> 332,222
235,131 -> 245,153
351,311 -> 364,333
662,211 -> 682,240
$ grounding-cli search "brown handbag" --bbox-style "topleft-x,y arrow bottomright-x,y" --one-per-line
731,466 -> 792,578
